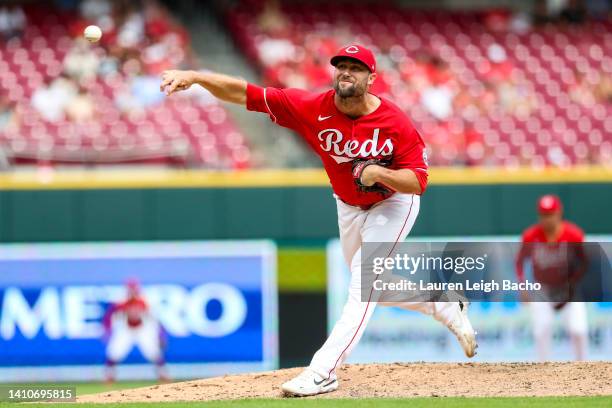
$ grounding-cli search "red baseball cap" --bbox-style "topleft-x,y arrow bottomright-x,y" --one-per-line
126,279 -> 140,292
537,194 -> 563,214
330,44 -> 376,73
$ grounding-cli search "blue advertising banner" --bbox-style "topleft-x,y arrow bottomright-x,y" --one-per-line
0,241 -> 277,381
327,236 -> 612,363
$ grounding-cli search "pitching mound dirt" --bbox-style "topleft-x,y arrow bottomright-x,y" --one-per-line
78,362 -> 612,403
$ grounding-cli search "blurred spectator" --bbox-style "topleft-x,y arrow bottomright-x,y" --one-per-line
31,74 -> 78,122
484,44 -> 513,82
482,9 -> 511,31
570,69 -> 611,106
480,43 -> 539,117
464,126 -> 486,166
534,0 -> 598,24
535,0 -> 570,23
399,53 -> 434,93
421,83 -> 454,120
570,72 -> 597,107
278,60 -> 308,89
116,7 -> 145,49
97,53 -> 121,77
302,55 -> 332,91
454,89 -> 480,122
257,0 -> 288,35
560,0 -> 587,24
0,148 -> 8,170
594,74 -> 612,104
475,83 -> 499,115
142,32 -> 186,74
0,4 -> 26,39
420,58 -> 456,120
510,10 -> 532,33
66,86 -> 96,122
1,0 -> 608,168
115,60 -> 165,113
144,0 -> 172,40
498,78 -> 538,118
0,95 -> 18,132
80,0 -> 112,22
0,0 -> 249,168
258,36 -> 295,67
63,39 -> 101,81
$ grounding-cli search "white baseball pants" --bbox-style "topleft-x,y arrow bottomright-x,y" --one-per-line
309,193 -> 460,379
530,301 -> 588,361
106,318 -> 162,363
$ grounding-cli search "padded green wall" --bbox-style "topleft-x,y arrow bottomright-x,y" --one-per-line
0,183 -> 610,243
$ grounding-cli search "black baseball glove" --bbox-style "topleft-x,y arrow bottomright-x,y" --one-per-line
351,158 -> 392,195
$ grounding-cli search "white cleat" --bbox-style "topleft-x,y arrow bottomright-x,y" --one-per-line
446,301 -> 478,358
281,369 -> 339,397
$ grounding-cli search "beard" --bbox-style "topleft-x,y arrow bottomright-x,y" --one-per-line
334,78 -> 366,98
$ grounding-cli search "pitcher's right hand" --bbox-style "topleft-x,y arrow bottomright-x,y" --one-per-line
160,70 -> 195,95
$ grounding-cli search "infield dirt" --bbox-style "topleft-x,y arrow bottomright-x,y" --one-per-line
78,362 -> 612,403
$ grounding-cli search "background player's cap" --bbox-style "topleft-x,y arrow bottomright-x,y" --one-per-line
330,44 -> 376,73
126,278 -> 141,292
538,194 -> 563,214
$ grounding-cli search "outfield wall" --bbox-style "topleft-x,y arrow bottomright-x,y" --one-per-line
2,168 -> 610,368
0,168 -> 611,242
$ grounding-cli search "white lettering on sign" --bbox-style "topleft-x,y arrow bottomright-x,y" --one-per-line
63,286 -> 107,339
1,287 -> 62,339
0,284 -> 249,340
186,283 -> 247,338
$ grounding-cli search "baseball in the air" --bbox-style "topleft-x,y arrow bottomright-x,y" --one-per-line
83,25 -> 102,43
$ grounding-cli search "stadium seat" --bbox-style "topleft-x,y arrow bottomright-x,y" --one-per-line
0,4 -> 250,168
226,1 -> 610,166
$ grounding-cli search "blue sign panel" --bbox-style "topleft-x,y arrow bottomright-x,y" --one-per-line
327,236 -> 612,363
0,241 -> 277,381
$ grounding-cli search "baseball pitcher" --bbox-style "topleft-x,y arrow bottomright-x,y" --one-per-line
160,44 -> 477,396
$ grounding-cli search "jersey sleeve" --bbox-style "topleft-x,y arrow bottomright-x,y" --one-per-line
246,83 -> 311,130
569,223 -> 585,242
393,122 -> 429,194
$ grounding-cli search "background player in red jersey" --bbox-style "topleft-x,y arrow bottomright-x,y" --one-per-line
160,44 -> 477,397
103,279 -> 169,383
516,195 -> 589,361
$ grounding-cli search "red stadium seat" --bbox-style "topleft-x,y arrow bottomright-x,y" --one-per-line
228,1 -> 612,166
0,2 -> 253,167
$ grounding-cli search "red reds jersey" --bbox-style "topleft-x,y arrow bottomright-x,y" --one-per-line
516,221 -> 586,286
246,84 -> 429,208
103,297 -> 149,330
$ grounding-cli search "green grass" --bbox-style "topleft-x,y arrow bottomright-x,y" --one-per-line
3,396 -> 610,407
0,381 -> 157,397
75,381 -> 159,395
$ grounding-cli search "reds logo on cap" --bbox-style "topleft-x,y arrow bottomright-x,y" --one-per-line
330,44 -> 377,73
538,194 -> 563,214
